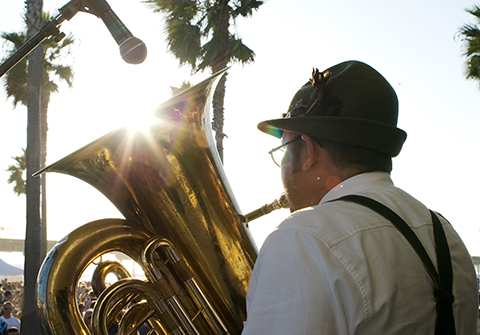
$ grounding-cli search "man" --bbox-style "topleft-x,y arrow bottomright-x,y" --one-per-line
242,61 -> 478,334
0,302 -> 20,332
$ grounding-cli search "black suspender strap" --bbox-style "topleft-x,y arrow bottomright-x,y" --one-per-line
330,194 -> 455,335
431,210 -> 456,334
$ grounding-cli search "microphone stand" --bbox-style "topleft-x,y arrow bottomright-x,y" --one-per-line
0,0 -> 86,78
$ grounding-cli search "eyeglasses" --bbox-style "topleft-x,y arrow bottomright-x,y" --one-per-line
268,136 -> 301,167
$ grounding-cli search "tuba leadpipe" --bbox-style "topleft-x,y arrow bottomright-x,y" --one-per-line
242,194 -> 289,224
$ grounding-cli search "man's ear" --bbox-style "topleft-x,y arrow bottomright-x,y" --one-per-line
300,135 -> 318,171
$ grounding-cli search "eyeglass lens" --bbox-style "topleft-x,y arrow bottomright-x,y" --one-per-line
270,146 -> 287,167
269,136 -> 300,167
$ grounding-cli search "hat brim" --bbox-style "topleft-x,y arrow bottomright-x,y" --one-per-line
258,116 -> 407,157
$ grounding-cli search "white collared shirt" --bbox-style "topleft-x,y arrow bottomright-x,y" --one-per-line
242,172 -> 478,335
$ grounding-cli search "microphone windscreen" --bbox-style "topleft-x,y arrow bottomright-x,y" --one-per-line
119,36 -> 147,64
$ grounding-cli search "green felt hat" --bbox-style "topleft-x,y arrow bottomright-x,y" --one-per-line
258,60 -> 407,156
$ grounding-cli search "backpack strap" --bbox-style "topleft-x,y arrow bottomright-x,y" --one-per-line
330,194 -> 455,335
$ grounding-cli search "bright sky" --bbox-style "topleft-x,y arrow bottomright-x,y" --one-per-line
1,0 -> 479,270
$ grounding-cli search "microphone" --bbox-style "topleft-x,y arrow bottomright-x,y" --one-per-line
85,0 -> 147,64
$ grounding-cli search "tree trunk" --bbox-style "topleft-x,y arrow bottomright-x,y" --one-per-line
23,0 -> 47,333
40,78 -> 49,247
211,0 -> 230,163
212,70 -> 227,162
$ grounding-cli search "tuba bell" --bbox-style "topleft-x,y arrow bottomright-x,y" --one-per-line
36,70 -> 291,334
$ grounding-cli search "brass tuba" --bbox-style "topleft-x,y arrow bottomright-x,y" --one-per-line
36,71 -> 286,334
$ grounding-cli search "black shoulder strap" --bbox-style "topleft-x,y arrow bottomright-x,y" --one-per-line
330,194 -> 455,335
430,210 -> 456,334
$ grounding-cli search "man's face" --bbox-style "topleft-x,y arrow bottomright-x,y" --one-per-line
280,132 -> 304,207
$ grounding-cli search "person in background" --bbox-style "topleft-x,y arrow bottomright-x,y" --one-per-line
84,290 -> 96,310
0,302 -> 20,332
83,308 -> 93,332
242,60 -> 478,334
1,293 -> 11,306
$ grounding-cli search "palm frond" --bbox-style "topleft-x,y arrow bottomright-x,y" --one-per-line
145,0 -> 198,18
198,34 -> 231,70
51,64 -> 74,87
6,149 -> 26,196
44,79 -> 58,93
59,35 -> 74,49
170,80 -> 192,95
1,32 -> 26,48
466,4 -> 480,20
232,0 -> 263,17
3,58 -> 28,106
466,54 -> 480,80
459,24 -> 480,39
465,37 -> 480,57
144,0 -> 177,12
230,37 -> 255,63
459,5 -> 480,87
1,32 -> 28,106
165,16 -> 202,66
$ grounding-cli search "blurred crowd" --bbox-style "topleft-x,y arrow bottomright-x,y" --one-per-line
0,279 -> 97,335
77,281 -> 96,331
0,279 -> 22,334
0,279 -> 146,334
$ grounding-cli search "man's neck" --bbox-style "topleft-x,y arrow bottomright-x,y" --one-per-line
291,169 -> 365,211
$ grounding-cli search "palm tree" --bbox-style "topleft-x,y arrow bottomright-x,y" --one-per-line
145,0 -> 263,161
1,7 -> 73,332
2,19 -> 74,192
459,4 -> 480,84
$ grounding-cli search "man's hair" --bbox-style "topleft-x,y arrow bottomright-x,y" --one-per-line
314,138 -> 392,173
288,136 -> 392,173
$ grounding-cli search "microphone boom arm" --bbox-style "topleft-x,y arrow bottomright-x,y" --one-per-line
0,0 -> 147,78
0,0 -> 86,78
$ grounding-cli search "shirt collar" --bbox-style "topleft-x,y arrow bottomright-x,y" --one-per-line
319,172 -> 393,205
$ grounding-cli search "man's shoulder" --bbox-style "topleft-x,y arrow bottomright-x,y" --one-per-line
276,200 -> 388,249
277,185 -> 437,249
